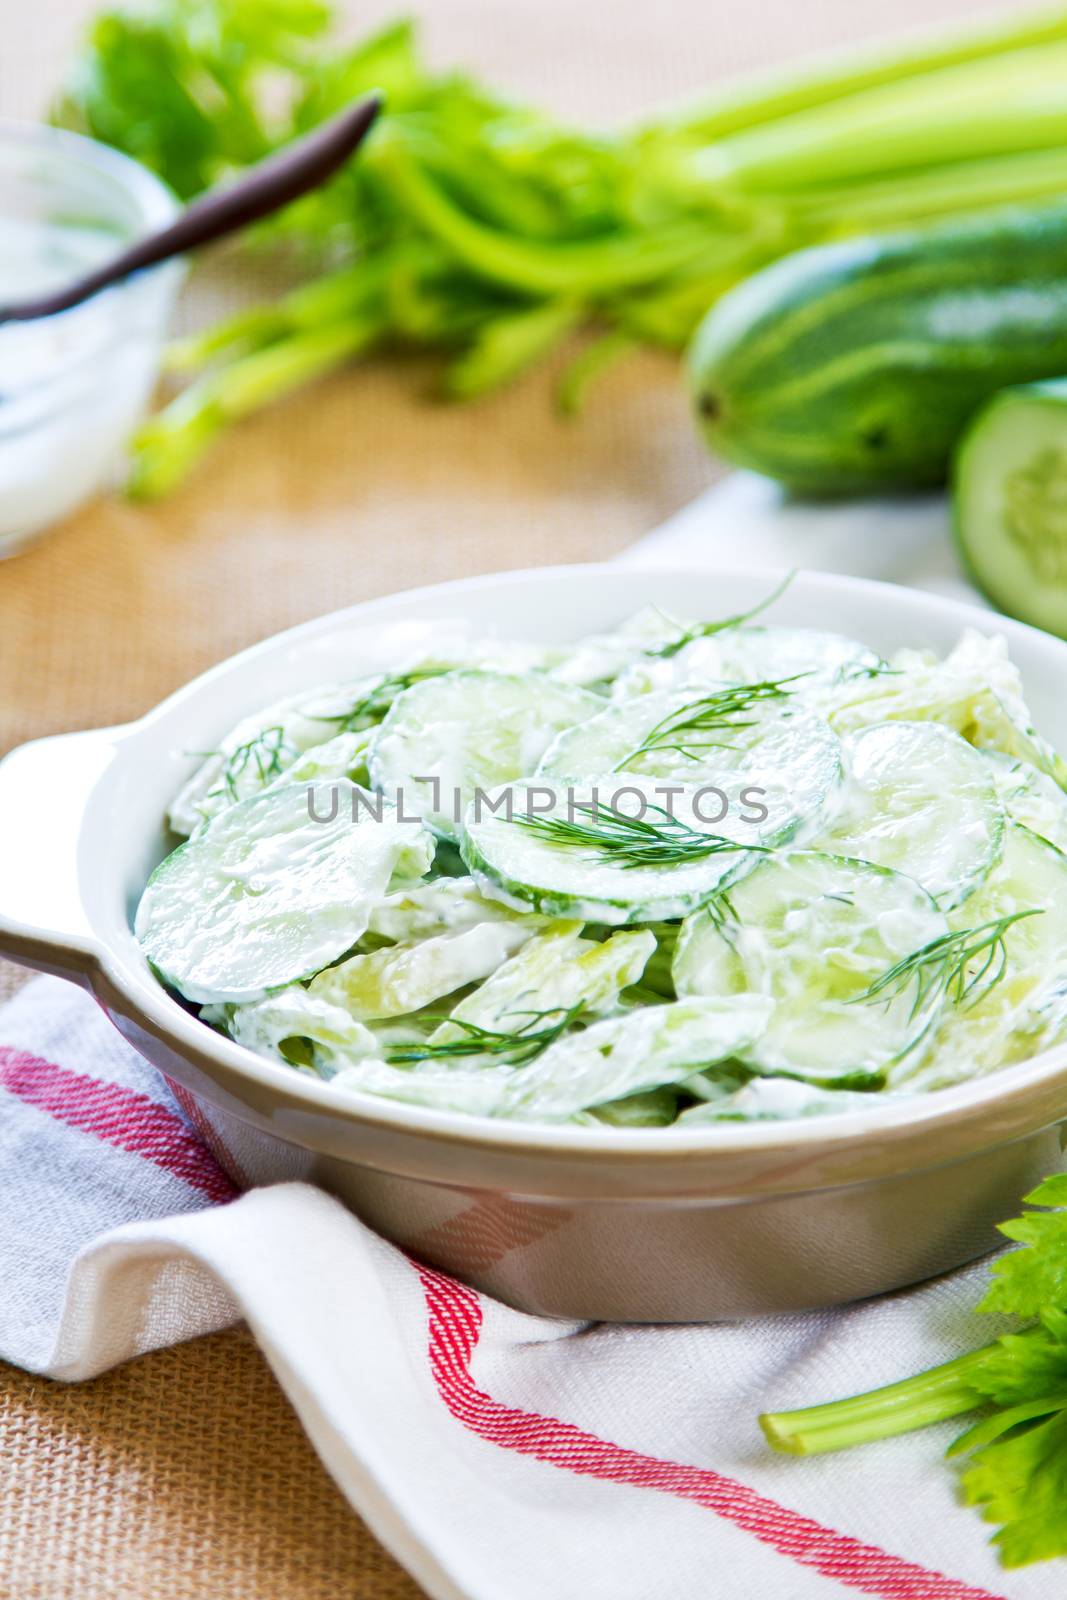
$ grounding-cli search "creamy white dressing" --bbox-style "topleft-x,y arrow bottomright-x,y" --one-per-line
141,612 -> 1067,1126
0,198 -> 177,550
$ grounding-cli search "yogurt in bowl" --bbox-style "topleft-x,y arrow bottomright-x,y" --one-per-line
0,123 -> 183,554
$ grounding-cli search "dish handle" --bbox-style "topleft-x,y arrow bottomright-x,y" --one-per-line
0,726 -> 124,985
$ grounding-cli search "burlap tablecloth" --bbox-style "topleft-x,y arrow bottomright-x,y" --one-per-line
0,0 -> 992,1591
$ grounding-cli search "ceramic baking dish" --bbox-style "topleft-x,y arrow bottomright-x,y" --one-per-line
3,563 -> 1067,1322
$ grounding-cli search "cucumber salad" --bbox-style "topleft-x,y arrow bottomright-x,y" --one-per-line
136,591 -> 1067,1128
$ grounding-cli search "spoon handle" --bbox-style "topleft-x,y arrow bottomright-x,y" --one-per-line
0,93 -> 382,325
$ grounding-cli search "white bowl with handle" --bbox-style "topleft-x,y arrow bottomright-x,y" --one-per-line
3,563 -> 1067,1321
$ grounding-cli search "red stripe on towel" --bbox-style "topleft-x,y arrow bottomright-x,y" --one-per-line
417,1264 -> 1005,1600
1,1038 -> 1004,1599
0,1045 -> 237,1203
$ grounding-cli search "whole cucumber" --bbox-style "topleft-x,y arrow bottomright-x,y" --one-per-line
687,203 -> 1067,496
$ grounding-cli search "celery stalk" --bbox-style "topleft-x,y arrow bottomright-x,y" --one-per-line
760,1345 -> 997,1456
794,148 -> 1067,233
657,7 -> 1067,142
128,317 -> 381,499
699,41 -> 1067,192
374,137 -> 711,294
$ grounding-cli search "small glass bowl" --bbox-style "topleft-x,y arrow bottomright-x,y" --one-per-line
0,123 -> 184,556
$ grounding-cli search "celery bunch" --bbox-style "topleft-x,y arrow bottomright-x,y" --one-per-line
56,2 -> 1067,495
762,1174 -> 1067,1570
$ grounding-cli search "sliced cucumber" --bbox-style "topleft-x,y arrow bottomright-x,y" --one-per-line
494,995 -> 773,1122
367,876 -> 548,944
215,987 -> 380,1076
136,779 -> 435,1004
673,851 -> 948,1084
309,919 -> 537,1020
368,670 -> 599,842
538,690 -> 841,844
954,380 -> 1067,637
331,1058 -> 517,1117
678,1077 -> 897,1124
546,606 -> 689,690
461,777 -> 765,925
983,750 -> 1067,854
818,721 -> 1004,908
615,625 -> 881,699
433,923 -> 654,1041
169,674 -> 402,836
891,823 -> 1067,1091
826,628 -> 1067,792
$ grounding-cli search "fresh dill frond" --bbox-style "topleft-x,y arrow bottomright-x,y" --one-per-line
701,888 -> 740,937
513,800 -> 765,870
219,725 -> 298,801
321,670 -> 444,734
834,659 -> 901,685
615,676 -> 802,770
385,1004 -> 583,1066
857,910 -> 1044,1020
649,572 -> 796,660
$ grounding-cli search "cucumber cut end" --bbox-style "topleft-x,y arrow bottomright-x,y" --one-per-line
955,383 -> 1067,637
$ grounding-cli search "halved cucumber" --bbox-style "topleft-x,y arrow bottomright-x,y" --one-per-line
136,779 -> 435,1005
954,380 -> 1067,636
368,670 -> 599,842
673,851 -> 948,1084
614,625 -> 881,699
461,777 -> 765,924
818,721 -> 1004,908
538,690 -> 840,843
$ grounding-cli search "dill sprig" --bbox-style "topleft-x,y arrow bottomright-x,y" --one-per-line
834,659 -> 901,685
513,800 -> 764,870
385,1004 -> 583,1066
615,676 -> 802,770
218,725 -> 298,801
857,910 -> 1044,1020
320,669 -> 444,734
649,572 -> 796,660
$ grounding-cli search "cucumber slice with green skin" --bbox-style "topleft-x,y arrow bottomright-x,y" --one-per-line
954,380 -> 1067,637
614,626 -> 882,700
461,777 -> 766,925
818,721 -> 1004,909
368,670 -> 600,842
891,823 -> 1067,1091
494,995 -> 774,1122
982,750 -> 1067,854
538,690 -> 841,845
673,851 -> 948,1084
826,628 -> 1067,793
136,779 -> 435,1005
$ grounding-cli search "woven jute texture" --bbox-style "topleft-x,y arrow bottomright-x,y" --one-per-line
0,0 -> 988,1593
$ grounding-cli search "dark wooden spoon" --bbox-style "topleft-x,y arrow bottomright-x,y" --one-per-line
0,92 -> 382,325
